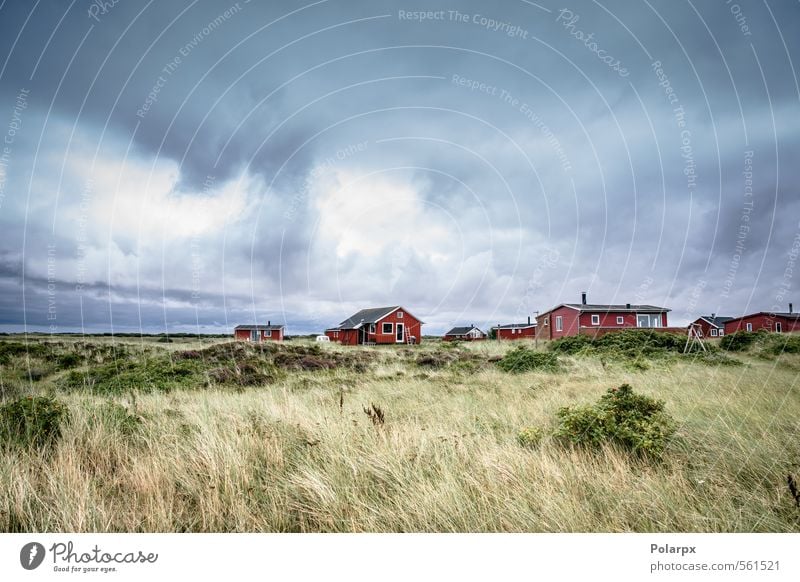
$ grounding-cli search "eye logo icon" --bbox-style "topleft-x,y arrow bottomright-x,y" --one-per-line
20,542 -> 46,570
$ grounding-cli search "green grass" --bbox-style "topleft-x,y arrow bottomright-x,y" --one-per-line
0,335 -> 799,532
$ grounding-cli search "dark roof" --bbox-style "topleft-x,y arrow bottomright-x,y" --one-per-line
234,324 -> 284,331
697,315 -> 734,327
338,306 -> 424,329
727,311 -> 800,322
492,323 -> 536,329
444,326 -> 485,336
545,303 -> 670,314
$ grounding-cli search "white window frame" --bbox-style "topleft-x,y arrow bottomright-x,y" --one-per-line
544,317 -> 549,326
616,316 -> 624,325
369,323 -> 376,333
710,328 -> 717,337
382,322 -> 393,335
591,314 -> 600,326
746,323 -> 753,332
719,329 -> 724,336
555,316 -> 563,332
250,329 -> 258,341
266,329 -> 272,337
776,322 -> 782,333
397,311 -> 404,319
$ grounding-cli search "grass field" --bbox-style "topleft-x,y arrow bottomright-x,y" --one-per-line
1,333 -> 799,532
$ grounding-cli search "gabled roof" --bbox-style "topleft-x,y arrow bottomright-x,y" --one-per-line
234,324 -> 284,331
543,303 -> 670,314
338,306 -> 424,329
444,326 -> 485,336
491,323 -> 537,329
696,315 -> 734,328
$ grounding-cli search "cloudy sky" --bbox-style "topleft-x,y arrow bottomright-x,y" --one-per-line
0,0 -> 798,334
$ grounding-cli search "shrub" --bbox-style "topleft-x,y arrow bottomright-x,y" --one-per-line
720,330 -> 768,352
56,353 -> 82,369
553,384 -> 676,458
550,330 -> 686,359
764,334 -> 800,356
0,342 -> 49,364
548,335 -> 593,355
0,396 -> 69,450
496,347 -> 560,373
95,402 -> 142,436
517,426 -> 543,448
59,357 -> 201,394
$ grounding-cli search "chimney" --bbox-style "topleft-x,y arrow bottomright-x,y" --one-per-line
711,313 -> 715,319
527,316 -> 531,325
626,303 -> 631,310
581,292 -> 587,305
790,303 -> 794,314
268,320 -> 271,326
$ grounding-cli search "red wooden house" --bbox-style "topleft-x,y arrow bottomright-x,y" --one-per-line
690,315 -> 733,338
325,306 -> 423,345
234,321 -> 285,342
491,317 -> 536,340
443,325 -> 487,341
723,304 -> 799,334
538,293 -> 671,340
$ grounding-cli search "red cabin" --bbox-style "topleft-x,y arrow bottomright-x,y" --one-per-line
491,317 -> 536,340
234,321 -> 285,342
690,315 -> 733,338
444,325 -> 487,341
538,293 -> 672,340
326,306 -> 423,345
724,305 -> 800,334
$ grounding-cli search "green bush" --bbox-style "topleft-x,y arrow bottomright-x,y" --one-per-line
0,396 -> 69,450
764,334 -> 800,356
554,384 -> 676,458
59,357 -> 201,394
56,353 -> 82,369
549,330 -> 686,358
517,426 -> 543,448
95,402 -> 143,436
548,334 -> 593,355
0,341 -> 49,364
720,330 -> 768,352
496,347 -> 560,373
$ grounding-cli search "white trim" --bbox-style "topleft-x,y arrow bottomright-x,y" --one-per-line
397,311 -> 403,319
591,314 -> 600,326
555,315 -> 563,332
265,329 -> 272,337
382,322 -> 393,335
718,329 -> 724,336
746,323 -> 753,332
616,316 -> 624,325
710,328 -> 717,337
369,323 -> 376,333
395,322 -> 404,343
776,322 -> 782,333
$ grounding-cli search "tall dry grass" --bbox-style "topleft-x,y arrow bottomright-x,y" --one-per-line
1,337 -> 799,532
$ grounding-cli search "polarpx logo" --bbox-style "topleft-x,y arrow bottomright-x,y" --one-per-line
19,542 -> 46,570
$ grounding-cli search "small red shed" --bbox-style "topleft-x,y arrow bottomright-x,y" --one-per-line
690,315 -> 733,338
491,317 -> 536,340
234,321 -> 285,342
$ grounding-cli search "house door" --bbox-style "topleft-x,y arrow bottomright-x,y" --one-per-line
776,322 -> 782,333
396,323 -> 404,343
250,330 -> 259,342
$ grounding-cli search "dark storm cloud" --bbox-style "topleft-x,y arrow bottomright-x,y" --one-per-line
0,0 -> 799,333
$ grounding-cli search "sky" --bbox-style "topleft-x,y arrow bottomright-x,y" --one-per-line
0,0 -> 798,335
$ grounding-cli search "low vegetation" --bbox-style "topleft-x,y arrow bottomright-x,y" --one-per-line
0,335 -> 798,532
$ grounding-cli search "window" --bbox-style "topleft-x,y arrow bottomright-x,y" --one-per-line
616,316 -> 624,325
397,311 -> 403,319
555,316 -> 563,332
250,330 -> 258,341
382,322 -> 393,334
544,317 -> 549,326
266,329 -> 272,337
776,322 -> 782,333
746,323 -> 753,332
719,330 -> 724,336
369,323 -> 376,333
710,328 -> 717,337
591,314 -> 600,326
